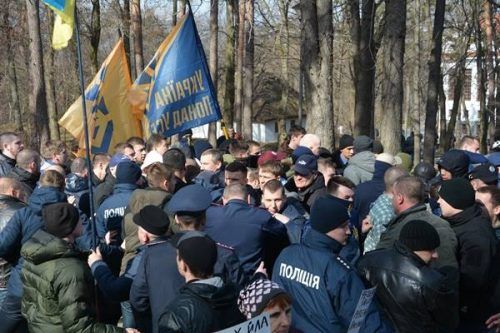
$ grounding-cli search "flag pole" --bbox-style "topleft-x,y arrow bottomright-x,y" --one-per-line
74,3 -> 97,250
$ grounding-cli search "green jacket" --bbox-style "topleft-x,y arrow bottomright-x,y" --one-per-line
21,229 -> 123,333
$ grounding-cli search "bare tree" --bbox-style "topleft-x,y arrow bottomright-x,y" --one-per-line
44,10 -> 59,140
301,0 -> 334,149
483,0 -> 495,149
222,0 -> 236,130
26,0 -> 49,145
234,0 -> 245,132
242,0 -> 254,140
90,0 -> 101,74
117,0 -> 131,71
423,0 -> 446,163
277,0 -> 290,146
379,0 -> 407,155
349,0 -> 379,137
131,0 -> 144,77
208,0 -> 218,145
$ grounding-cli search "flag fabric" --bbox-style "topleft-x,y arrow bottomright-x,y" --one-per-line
59,39 -> 140,154
129,10 -> 222,138
42,0 -> 75,49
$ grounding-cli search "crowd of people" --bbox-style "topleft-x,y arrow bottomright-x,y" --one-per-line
0,127 -> 499,333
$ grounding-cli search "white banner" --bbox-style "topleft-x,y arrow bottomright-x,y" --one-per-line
215,312 -> 271,333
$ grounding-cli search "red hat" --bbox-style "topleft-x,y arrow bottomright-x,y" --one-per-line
258,151 -> 287,166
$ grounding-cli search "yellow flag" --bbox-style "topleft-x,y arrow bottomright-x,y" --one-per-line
59,39 -> 140,154
42,0 -> 75,49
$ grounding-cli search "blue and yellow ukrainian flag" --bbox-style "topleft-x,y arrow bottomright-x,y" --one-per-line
42,0 -> 75,49
59,39 -> 140,154
129,9 -> 222,138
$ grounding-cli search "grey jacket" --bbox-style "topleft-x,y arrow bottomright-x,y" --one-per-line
377,204 -> 459,281
343,151 -> 375,185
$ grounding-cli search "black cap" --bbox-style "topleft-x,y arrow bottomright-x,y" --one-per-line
167,184 -> 212,215
399,220 -> 440,251
310,196 -> 350,233
439,178 -> 476,210
133,205 -> 170,235
468,163 -> 498,185
339,134 -> 354,150
413,162 -> 437,181
177,231 -> 218,277
437,150 -> 470,178
294,154 -> 318,176
42,203 -> 80,238
116,161 -> 142,184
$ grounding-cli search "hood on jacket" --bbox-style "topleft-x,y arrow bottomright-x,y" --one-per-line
303,228 -> 343,254
372,160 -> 393,180
438,150 -> 470,178
21,229 -> 78,265
28,186 -> 68,216
349,151 -> 375,173
65,173 -> 89,194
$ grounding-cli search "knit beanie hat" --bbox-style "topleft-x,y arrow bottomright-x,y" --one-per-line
437,150 -> 470,178
399,220 -> 440,251
238,279 -> 288,319
339,134 -> 354,150
354,135 -> 373,153
310,196 -> 350,233
115,161 -> 142,184
177,231 -> 218,277
438,178 -> 475,210
42,203 -> 80,238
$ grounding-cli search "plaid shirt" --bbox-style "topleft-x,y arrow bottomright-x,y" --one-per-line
364,193 -> 395,253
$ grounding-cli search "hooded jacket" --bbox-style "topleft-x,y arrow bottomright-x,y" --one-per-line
65,173 -> 90,208
0,186 -> 67,297
21,229 -> 122,333
158,277 -> 244,333
437,150 -> 470,178
343,151 -> 376,185
358,242 -> 459,332
272,229 -> 393,333
444,204 -> 500,322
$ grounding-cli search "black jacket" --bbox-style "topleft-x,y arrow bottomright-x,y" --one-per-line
158,277 -> 244,333
94,172 -> 116,207
358,242 -> 459,333
284,173 -> 326,213
0,152 -> 15,177
7,167 -> 39,192
444,204 -> 500,322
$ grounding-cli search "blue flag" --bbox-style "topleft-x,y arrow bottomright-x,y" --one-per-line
133,10 -> 222,138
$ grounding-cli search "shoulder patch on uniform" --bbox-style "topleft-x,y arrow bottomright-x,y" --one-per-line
335,256 -> 351,270
216,242 -> 234,251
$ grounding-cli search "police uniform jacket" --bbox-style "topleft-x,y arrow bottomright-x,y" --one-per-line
95,183 -> 137,242
129,236 -> 184,333
205,199 -> 288,274
272,228 -> 393,333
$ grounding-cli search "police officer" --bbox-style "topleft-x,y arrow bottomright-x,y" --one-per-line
166,184 -> 248,287
272,195 -> 393,332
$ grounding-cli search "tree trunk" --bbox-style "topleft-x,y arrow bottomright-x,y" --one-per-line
438,73 -> 446,151
222,0 -> 236,131
26,0 -> 49,146
120,0 -> 132,73
4,5 -> 22,132
277,0 -> 290,146
350,0 -> 377,137
442,56 -> 466,151
302,0 -> 334,149
423,0 -> 445,163
208,0 -> 218,146
234,0 -> 245,133
476,6 -> 488,153
44,10 -> 60,140
131,0 -> 144,77
411,0 -> 422,166
379,0 -> 406,155
483,0 -> 495,150
242,0 -> 254,140
172,0 -> 177,26
90,0 -> 101,74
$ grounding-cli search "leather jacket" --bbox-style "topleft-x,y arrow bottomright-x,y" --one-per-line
357,242 -> 459,333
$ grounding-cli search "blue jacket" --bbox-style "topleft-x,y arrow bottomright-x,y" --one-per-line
205,199 -> 288,274
281,198 -> 308,244
0,186 -> 67,297
354,161 -> 392,223
272,229 -> 393,333
130,237 -> 184,333
95,183 -> 137,242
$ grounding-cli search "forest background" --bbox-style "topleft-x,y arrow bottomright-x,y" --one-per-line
1,0 -> 499,164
